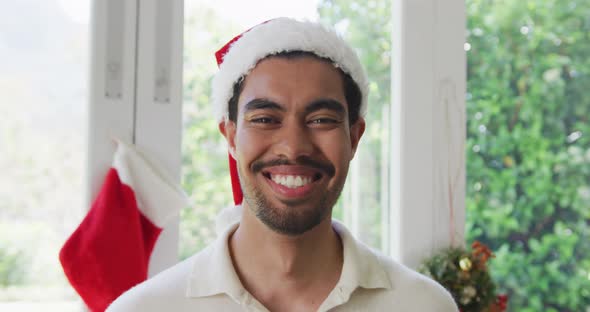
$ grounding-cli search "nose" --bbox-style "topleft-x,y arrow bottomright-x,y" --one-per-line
271,121 -> 314,160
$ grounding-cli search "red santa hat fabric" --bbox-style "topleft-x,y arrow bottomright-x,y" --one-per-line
59,140 -> 187,311
213,17 -> 368,205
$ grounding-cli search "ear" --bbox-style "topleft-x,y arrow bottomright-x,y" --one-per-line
219,118 -> 237,159
349,117 -> 365,158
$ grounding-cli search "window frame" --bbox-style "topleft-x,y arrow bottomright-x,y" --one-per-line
390,0 -> 466,268
88,0 -> 184,277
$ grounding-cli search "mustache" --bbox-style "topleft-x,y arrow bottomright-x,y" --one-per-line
251,156 -> 335,177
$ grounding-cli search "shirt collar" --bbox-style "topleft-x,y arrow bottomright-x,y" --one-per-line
186,221 -> 244,300
185,219 -> 393,300
332,220 -> 392,291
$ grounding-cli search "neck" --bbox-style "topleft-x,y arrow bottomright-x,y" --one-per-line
228,203 -> 343,305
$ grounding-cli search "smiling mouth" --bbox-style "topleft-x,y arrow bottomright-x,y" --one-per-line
262,172 -> 322,189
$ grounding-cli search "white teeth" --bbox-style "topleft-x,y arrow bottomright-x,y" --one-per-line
271,174 -> 313,188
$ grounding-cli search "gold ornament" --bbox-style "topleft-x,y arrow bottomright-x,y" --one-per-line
459,257 -> 473,271
503,156 -> 514,167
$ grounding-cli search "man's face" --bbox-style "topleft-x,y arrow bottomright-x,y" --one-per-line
220,56 -> 365,235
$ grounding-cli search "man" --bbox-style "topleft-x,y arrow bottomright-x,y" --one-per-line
108,17 -> 458,311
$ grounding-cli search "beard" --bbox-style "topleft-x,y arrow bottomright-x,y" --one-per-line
239,157 -> 345,236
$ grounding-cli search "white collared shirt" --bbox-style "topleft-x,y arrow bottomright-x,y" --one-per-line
108,220 -> 458,311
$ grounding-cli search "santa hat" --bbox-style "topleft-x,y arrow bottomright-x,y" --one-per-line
213,17 -> 368,205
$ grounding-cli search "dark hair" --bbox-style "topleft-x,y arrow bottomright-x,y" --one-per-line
227,51 -> 362,125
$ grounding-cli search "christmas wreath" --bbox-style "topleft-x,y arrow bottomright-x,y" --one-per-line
419,241 -> 508,312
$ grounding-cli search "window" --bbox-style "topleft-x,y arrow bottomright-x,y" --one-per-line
465,0 -> 590,309
0,0 -> 90,310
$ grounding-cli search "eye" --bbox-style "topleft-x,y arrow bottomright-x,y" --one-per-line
251,117 -> 278,124
245,113 -> 282,128
308,118 -> 340,124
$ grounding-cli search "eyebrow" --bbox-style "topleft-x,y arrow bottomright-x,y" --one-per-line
243,98 -> 346,116
304,99 -> 346,115
244,99 -> 286,112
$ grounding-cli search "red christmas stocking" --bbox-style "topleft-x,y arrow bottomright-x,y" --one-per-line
59,140 -> 187,311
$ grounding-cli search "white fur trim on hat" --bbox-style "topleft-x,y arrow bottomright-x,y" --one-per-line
212,17 -> 369,122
